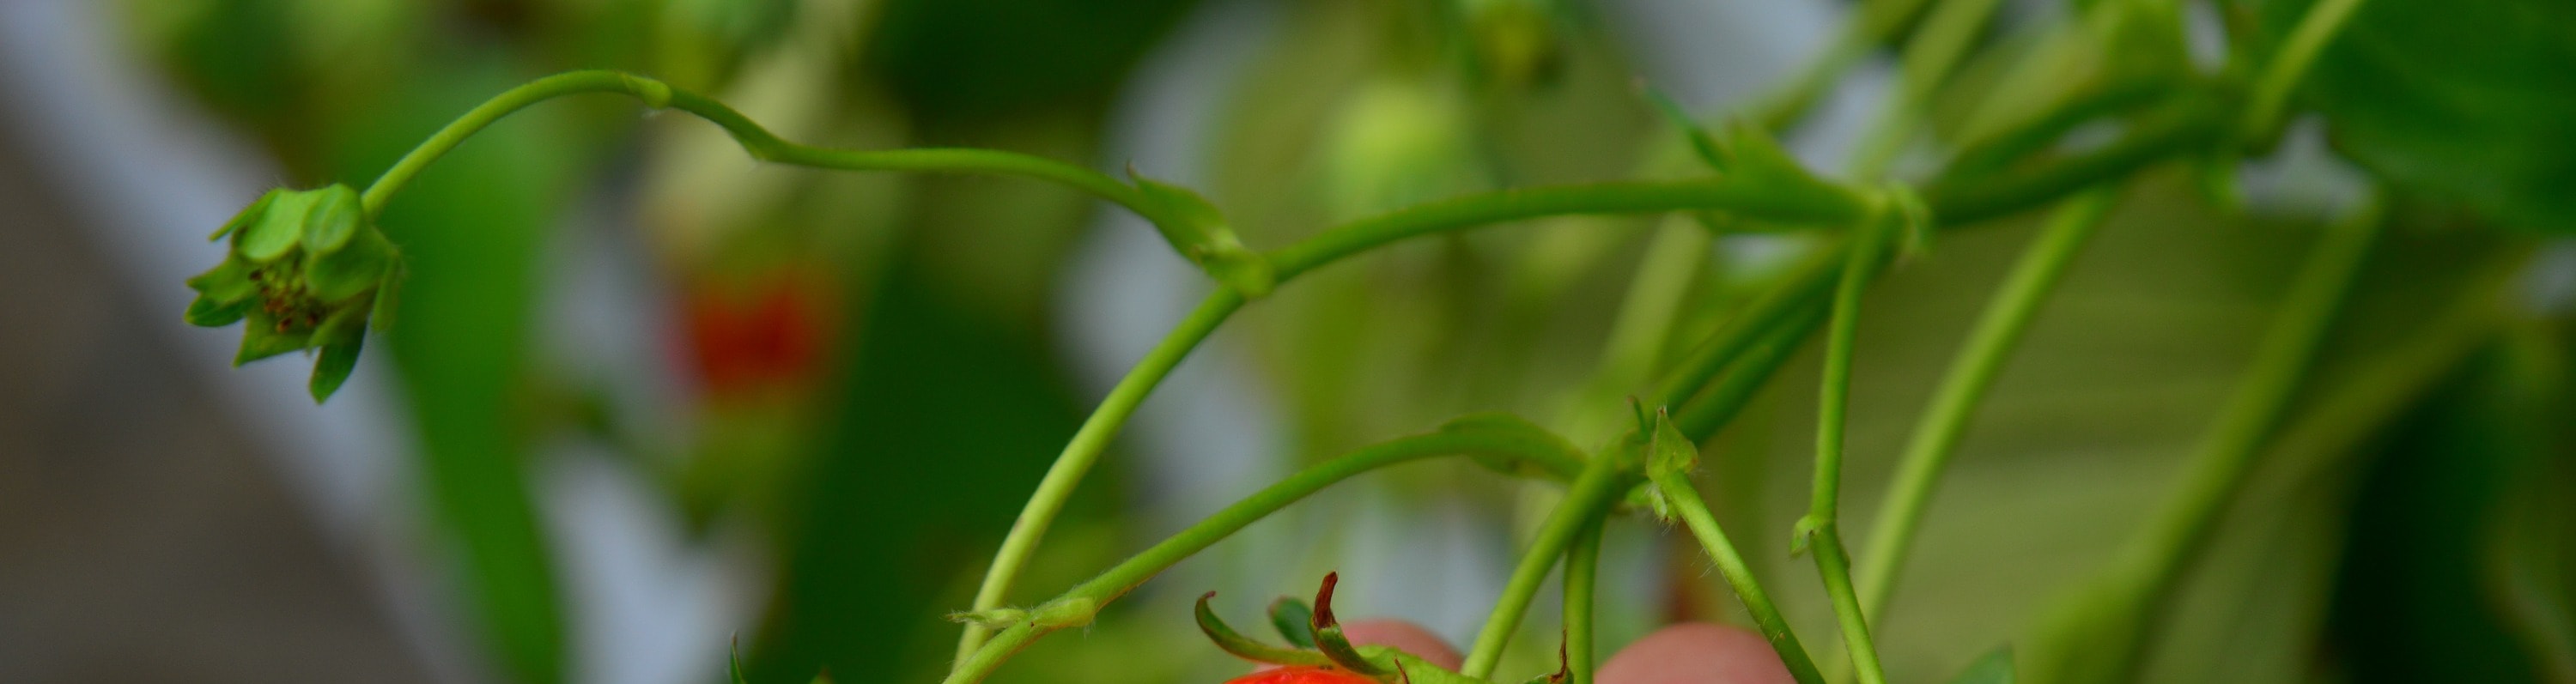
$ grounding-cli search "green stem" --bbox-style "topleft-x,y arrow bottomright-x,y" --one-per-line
2100,197 -> 2386,681
1752,0 -> 1943,132
1924,100 -> 2224,225
1267,182 -> 1869,280
1674,301 -> 1833,441
1798,214 -> 1897,684
1654,242 -> 1847,413
956,289 -> 1244,662
943,420 -> 1589,684
1564,524 -> 1602,684
2239,0 -> 2372,145
359,70 -> 1157,222
1649,468 -> 1827,684
1945,77 -> 2179,180
1461,451 -> 1636,678
1846,0 -> 2009,178
1854,188 -> 2117,620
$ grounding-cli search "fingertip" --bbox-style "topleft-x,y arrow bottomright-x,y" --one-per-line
1597,623 -> 1795,684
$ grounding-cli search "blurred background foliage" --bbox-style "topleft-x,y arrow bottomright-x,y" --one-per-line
63,0 -> 2576,682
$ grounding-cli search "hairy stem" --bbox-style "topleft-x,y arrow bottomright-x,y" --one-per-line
1462,451 -> 1636,678
1798,215 -> 1898,684
1855,188 -> 2117,620
1650,468 -> 1827,684
945,421 -> 1589,684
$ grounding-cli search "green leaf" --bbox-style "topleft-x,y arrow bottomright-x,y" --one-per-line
210,188 -> 278,241
1946,645 -> 2017,684
302,226 -> 396,302
184,254 -> 259,306
234,311 -> 311,366
309,336 -> 361,403
2250,0 -> 2576,232
301,184 -> 363,255
184,294 -> 249,327
1268,597 -> 1317,649
731,638 -> 751,684
235,188 -> 318,263
1196,592 -> 1331,666
1130,171 -> 1277,298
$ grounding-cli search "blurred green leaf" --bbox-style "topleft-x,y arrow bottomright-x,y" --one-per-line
1698,173 -> 2526,683
1947,646 -> 2016,684
2248,0 -> 2576,232
333,59 -> 591,683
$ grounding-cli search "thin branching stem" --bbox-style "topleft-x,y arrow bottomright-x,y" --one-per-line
1855,188 -> 2118,620
1796,210 -> 1898,684
944,421 -> 1587,684
1461,452 -> 1635,678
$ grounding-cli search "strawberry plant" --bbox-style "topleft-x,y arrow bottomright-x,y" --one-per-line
161,0 -> 2573,682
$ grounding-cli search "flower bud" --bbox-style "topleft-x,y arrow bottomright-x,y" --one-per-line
185,184 -> 403,402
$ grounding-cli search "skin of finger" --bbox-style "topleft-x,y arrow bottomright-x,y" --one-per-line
1596,623 -> 1795,684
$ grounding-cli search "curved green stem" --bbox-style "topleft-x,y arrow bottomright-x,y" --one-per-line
1461,451 -> 1636,678
1854,188 -> 2117,620
1564,524 -> 1603,684
1796,214 -> 1897,684
2239,0 -> 2372,145
944,419 -> 1589,684
359,70 -> 1156,222
1650,468 -> 1827,684
956,289 -> 1244,661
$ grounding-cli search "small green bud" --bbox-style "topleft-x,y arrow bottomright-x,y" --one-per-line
1131,170 -> 1276,299
183,184 -> 404,403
